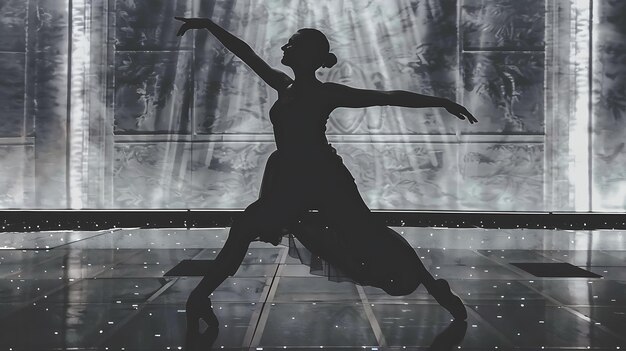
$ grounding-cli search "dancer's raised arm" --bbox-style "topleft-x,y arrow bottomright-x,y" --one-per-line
325,82 -> 478,124
175,17 -> 291,91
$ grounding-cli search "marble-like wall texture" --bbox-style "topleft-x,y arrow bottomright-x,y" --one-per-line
0,0 -> 621,211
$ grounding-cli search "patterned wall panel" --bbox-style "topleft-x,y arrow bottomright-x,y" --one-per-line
334,142 -> 459,210
113,51 -> 193,134
0,0 -> 28,138
0,53 -> 25,137
458,143 -> 544,210
188,141 -> 459,210
114,0 -> 193,51
189,142 -> 276,208
462,0 -> 545,50
0,0 -> 26,51
592,1 -> 626,211
0,0 -> 27,137
0,145 -> 34,208
193,43 -> 275,135
113,143 -> 192,208
462,53 -> 544,134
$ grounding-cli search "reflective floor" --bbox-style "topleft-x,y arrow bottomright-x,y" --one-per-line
0,227 -> 625,350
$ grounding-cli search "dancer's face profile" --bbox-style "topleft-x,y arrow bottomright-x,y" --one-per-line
280,33 -> 301,67
280,32 -> 319,70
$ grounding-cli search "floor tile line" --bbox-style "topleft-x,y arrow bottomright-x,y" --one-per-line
49,228 -> 124,249
474,249 -> 626,343
240,277 -> 273,347
95,278 -> 179,348
0,248 -> 149,318
426,250 -> 521,348
0,228 -> 124,251
356,284 -> 387,347
247,247 -> 289,348
464,305 -> 516,348
432,262 -> 517,348
0,250 -> 67,278
95,247 -> 209,348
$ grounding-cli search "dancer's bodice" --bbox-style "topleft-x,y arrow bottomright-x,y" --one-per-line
269,82 -> 334,161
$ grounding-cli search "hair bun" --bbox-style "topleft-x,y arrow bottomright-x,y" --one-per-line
322,52 -> 337,68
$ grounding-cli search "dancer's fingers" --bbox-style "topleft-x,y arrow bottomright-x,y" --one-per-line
460,109 -> 477,124
467,113 -> 478,124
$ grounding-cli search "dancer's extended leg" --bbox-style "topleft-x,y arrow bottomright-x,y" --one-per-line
315,166 -> 467,319
185,208 -> 260,338
189,197 -> 303,300
189,217 -> 257,299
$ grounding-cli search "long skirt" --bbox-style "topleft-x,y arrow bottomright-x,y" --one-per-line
246,146 -> 421,292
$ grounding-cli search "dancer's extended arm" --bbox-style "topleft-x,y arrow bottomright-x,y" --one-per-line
326,82 -> 478,124
175,17 -> 291,91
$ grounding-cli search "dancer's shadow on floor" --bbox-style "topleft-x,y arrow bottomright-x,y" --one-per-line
184,299 -> 468,351
429,319 -> 467,350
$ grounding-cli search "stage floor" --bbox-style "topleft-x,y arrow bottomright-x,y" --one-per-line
0,227 -> 625,350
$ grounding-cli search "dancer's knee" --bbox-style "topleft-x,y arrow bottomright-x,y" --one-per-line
230,215 -> 259,242
384,270 -> 421,296
381,256 -> 422,296
232,200 -> 282,242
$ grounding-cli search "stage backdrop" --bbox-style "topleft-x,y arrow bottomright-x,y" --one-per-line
0,0 -> 624,211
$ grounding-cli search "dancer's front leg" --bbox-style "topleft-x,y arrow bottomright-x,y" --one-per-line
186,219 -> 259,338
190,219 -> 257,299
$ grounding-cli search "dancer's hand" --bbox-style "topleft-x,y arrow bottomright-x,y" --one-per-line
175,17 -> 211,36
443,100 -> 478,124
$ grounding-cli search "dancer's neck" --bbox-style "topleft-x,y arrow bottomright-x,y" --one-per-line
291,68 -> 321,86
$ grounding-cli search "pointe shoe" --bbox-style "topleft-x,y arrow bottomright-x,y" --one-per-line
430,279 -> 467,320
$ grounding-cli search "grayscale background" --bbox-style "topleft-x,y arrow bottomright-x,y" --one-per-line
0,0 -> 623,211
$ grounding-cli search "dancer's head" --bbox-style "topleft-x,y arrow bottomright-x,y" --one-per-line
281,28 -> 337,71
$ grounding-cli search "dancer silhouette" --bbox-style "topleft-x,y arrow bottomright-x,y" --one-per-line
175,16 -> 477,335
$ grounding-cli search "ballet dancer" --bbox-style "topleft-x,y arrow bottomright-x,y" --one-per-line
175,16 -> 478,337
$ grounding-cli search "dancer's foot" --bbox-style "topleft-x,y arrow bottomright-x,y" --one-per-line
185,293 -> 219,351
428,279 -> 467,320
186,292 -> 218,337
